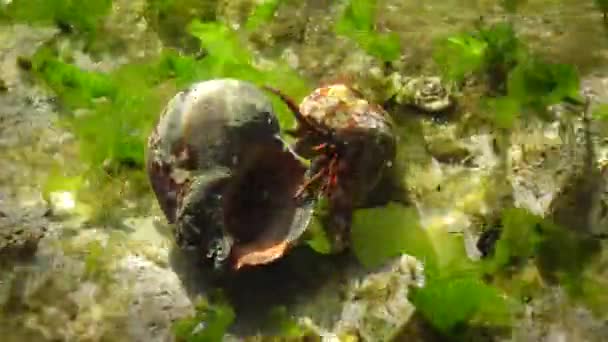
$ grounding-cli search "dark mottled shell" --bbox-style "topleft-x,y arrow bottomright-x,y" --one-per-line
146,79 -> 314,270
299,84 -> 397,200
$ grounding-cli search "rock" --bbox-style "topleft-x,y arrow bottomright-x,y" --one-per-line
510,288 -> 608,342
0,24 -> 58,148
421,120 -> 472,164
118,255 -> 193,342
271,255 -> 425,340
507,86 -> 608,237
331,255 -> 424,341
1,222 -> 193,342
508,118 -> 571,217
0,191 -> 49,263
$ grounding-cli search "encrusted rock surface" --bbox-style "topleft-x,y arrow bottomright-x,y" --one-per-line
2,1 -> 608,341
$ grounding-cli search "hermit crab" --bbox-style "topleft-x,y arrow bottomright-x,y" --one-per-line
146,79 -> 314,270
264,83 -> 397,250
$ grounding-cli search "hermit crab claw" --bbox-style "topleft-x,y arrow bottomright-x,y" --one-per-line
146,79 -> 315,271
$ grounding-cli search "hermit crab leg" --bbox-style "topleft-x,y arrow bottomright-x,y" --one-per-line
293,153 -> 331,198
321,155 -> 340,195
294,167 -> 328,199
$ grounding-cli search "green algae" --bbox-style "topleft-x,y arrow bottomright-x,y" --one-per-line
245,0 -> 281,32
30,46 -> 167,171
594,0 -> 608,19
29,16 -> 310,176
186,18 -> 312,129
6,1 -> 608,340
411,277 -> 514,336
0,0 -> 112,35
27,16 -> 312,223
335,0 -> 401,62
303,217 -> 333,255
145,0 -> 216,52
262,306 -> 313,339
1,231 -> 133,341
483,208 -> 542,274
482,208 -> 601,282
434,20 -> 583,130
433,32 -> 487,85
506,58 -> 581,113
351,204 -> 436,271
350,204 -> 517,337
480,207 -> 608,320
173,293 -> 236,342
433,21 -> 524,89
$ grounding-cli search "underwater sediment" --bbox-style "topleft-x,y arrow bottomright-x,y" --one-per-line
1,0 -> 608,341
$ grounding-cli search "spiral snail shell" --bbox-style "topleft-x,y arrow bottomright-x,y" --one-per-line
146,79 -> 314,270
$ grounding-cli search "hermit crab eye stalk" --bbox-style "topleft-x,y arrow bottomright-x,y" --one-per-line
261,85 -> 332,138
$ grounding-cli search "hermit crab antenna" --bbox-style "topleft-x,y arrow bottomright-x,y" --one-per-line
262,85 -> 312,129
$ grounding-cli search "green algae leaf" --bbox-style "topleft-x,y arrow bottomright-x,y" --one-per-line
476,22 -> 524,78
592,104 -> 608,120
42,170 -> 83,200
174,296 -> 236,342
430,232 -> 479,279
434,22 -> 526,90
335,0 -> 377,33
507,59 -> 581,113
0,0 -> 112,34
411,276 -> 514,334
31,49 -> 156,171
305,218 -> 333,255
156,52 -> 205,85
571,274 -> 608,317
350,204 -> 518,335
62,62 -> 168,171
265,306 -> 308,338
84,240 -> 107,279
484,208 -> 601,303
335,0 -> 401,62
145,0 -> 216,52
433,34 -> 487,83
351,203 -> 437,270
485,96 -> 521,129
246,0 -> 281,31
31,48 -> 116,108
484,208 -> 542,273
188,20 -> 252,67
304,197 -> 333,254
30,49 -> 175,194
535,219 -> 601,289
359,32 -> 402,62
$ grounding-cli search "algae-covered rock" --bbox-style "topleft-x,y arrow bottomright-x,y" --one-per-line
1,219 -> 193,342
284,255 -> 424,341
0,198 -> 48,263
511,287 -> 608,342
0,24 -> 58,148
333,255 -> 424,341
119,255 -> 193,342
